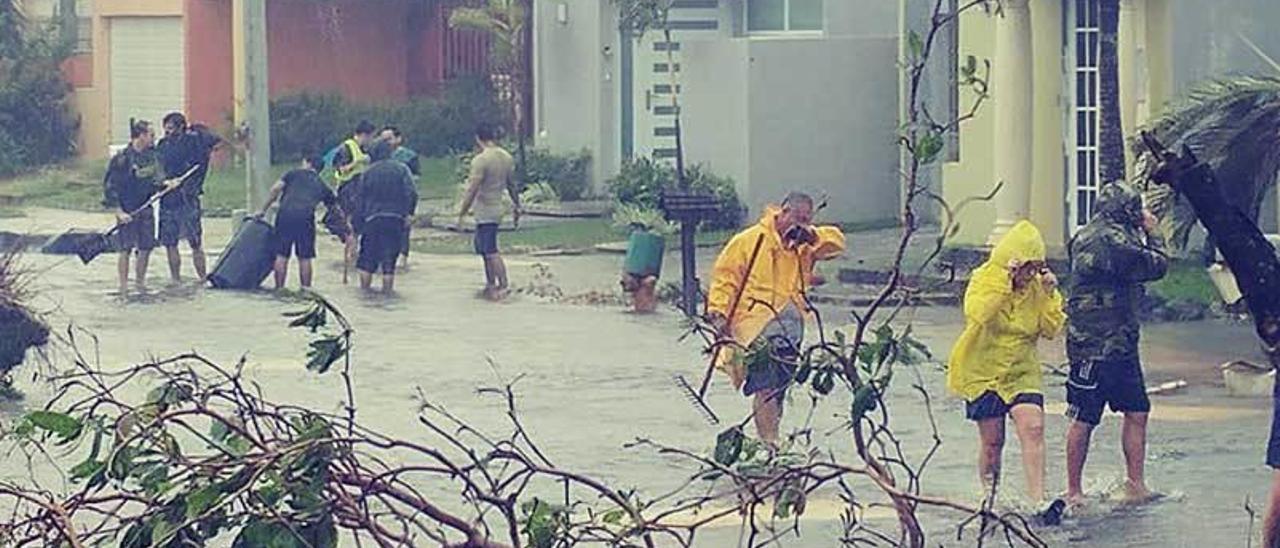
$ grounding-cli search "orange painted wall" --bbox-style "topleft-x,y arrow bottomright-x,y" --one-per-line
184,0 -> 234,131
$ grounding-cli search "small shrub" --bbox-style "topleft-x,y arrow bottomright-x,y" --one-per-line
453,144 -> 594,203
523,147 -> 591,201
0,26 -> 79,177
268,76 -> 506,163
608,158 -> 743,231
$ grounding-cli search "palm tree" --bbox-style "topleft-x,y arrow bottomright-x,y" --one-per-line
1135,76 -> 1280,252
449,0 -> 531,182
1098,0 -> 1125,185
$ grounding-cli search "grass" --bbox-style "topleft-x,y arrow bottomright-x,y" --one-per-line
0,155 -> 464,215
1147,259 -> 1220,306
0,207 -> 25,219
411,219 -> 734,255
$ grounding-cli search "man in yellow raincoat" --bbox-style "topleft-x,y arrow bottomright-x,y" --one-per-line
947,220 -> 1065,505
706,192 -> 845,447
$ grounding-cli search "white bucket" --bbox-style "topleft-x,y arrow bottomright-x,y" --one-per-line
1221,360 -> 1274,398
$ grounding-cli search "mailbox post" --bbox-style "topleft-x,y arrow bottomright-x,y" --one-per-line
660,189 -> 720,317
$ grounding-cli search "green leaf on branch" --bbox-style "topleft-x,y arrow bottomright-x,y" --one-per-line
908,30 -> 923,60
285,305 -> 328,333
916,131 -> 945,165
851,385 -> 879,423
774,479 -> 807,519
713,426 -> 745,466
812,371 -> 835,395
24,410 -> 82,443
305,336 -> 347,374
69,458 -> 105,483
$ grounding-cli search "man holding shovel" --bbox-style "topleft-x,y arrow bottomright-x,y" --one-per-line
705,192 -> 845,447
103,120 -> 181,295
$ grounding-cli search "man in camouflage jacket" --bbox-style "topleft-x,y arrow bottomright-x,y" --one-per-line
1064,181 -> 1168,507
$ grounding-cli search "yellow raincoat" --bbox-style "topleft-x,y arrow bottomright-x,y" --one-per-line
708,206 -> 846,387
946,220 -> 1066,403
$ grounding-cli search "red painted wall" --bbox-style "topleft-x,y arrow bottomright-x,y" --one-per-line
266,0 -> 411,101
59,54 -> 93,88
185,0 -> 234,131
180,0 -> 456,139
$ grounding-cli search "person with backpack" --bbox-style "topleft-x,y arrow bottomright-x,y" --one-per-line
257,154 -> 340,290
103,120 -> 180,295
331,120 -> 377,283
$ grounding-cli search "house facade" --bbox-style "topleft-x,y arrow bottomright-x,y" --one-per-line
944,0 -> 1280,252
22,0 -> 487,160
533,0 -> 911,226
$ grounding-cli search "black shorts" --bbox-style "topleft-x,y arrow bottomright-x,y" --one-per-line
1266,375 -> 1280,468
741,308 -> 805,402
275,214 -> 317,260
965,391 -> 1044,421
474,223 -> 499,256
158,197 -> 202,248
115,210 -> 156,251
1065,357 -> 1152,425
356,216 -> 405,275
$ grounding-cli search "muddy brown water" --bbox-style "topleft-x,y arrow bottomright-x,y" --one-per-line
3,242 -> 1276,547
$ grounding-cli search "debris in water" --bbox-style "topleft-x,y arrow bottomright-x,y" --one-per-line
1146,379 -> 1188,395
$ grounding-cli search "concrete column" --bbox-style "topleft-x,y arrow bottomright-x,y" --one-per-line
1145,0 -> 1173,119
988,0 -> 1033,244
1119,0 -> 1144,173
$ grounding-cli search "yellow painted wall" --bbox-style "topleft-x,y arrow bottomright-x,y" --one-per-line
1029,0 -> 1065,253
941,8 -> 996,247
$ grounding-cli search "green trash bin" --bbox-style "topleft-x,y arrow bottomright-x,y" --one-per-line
624,231 -> 665,279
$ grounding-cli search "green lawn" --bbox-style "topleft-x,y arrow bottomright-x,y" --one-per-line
0,155 -> 463,216
1148,259 -> 1220,306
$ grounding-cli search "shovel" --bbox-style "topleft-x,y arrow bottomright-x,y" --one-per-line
75,165 -> 200,264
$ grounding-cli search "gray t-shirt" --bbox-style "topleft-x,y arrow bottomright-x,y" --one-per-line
278,169 -> 335,218
468,146 -> 515,224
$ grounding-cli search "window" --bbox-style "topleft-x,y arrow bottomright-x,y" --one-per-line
1067,0 -> 1100,230
19,0 -> 92,53
746,0 -> 823,33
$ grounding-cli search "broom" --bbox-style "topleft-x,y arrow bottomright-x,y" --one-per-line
76,165 -> 200,264
674,233 -> 766,425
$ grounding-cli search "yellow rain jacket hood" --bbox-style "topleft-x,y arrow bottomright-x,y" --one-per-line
708,206 -> 846,387
946,220 -> 1066,402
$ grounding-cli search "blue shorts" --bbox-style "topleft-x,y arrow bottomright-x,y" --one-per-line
474,223 -> 499,256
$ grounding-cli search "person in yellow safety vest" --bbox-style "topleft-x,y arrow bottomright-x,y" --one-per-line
946,219 -> 1065,508
706,192 -> 846,448
332,120 -> 376,279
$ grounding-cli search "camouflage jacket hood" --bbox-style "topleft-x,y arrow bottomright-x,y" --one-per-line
1066,182 -> 1169,362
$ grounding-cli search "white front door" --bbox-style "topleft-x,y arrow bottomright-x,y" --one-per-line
109,17 -> 185,145
1066,0 -> 1101,231
629,3 -> 720,163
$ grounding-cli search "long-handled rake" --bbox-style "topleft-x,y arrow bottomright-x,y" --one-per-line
75,165 -> 200,264
675,233 -> 765,425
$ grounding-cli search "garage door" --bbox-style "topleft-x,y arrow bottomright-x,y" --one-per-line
109,17 -> 184,145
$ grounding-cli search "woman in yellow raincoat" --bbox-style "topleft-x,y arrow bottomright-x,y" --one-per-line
947,220 -> 1065,504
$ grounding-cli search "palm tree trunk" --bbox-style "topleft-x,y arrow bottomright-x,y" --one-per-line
1098,0 -> 1125,184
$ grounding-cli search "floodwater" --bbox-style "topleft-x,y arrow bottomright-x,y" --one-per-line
4,237 -> 1277,547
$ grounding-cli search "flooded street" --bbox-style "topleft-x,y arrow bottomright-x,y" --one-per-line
5,236 -> 1275,547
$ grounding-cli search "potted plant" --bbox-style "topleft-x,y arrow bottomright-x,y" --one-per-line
612,204 -> 676,313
